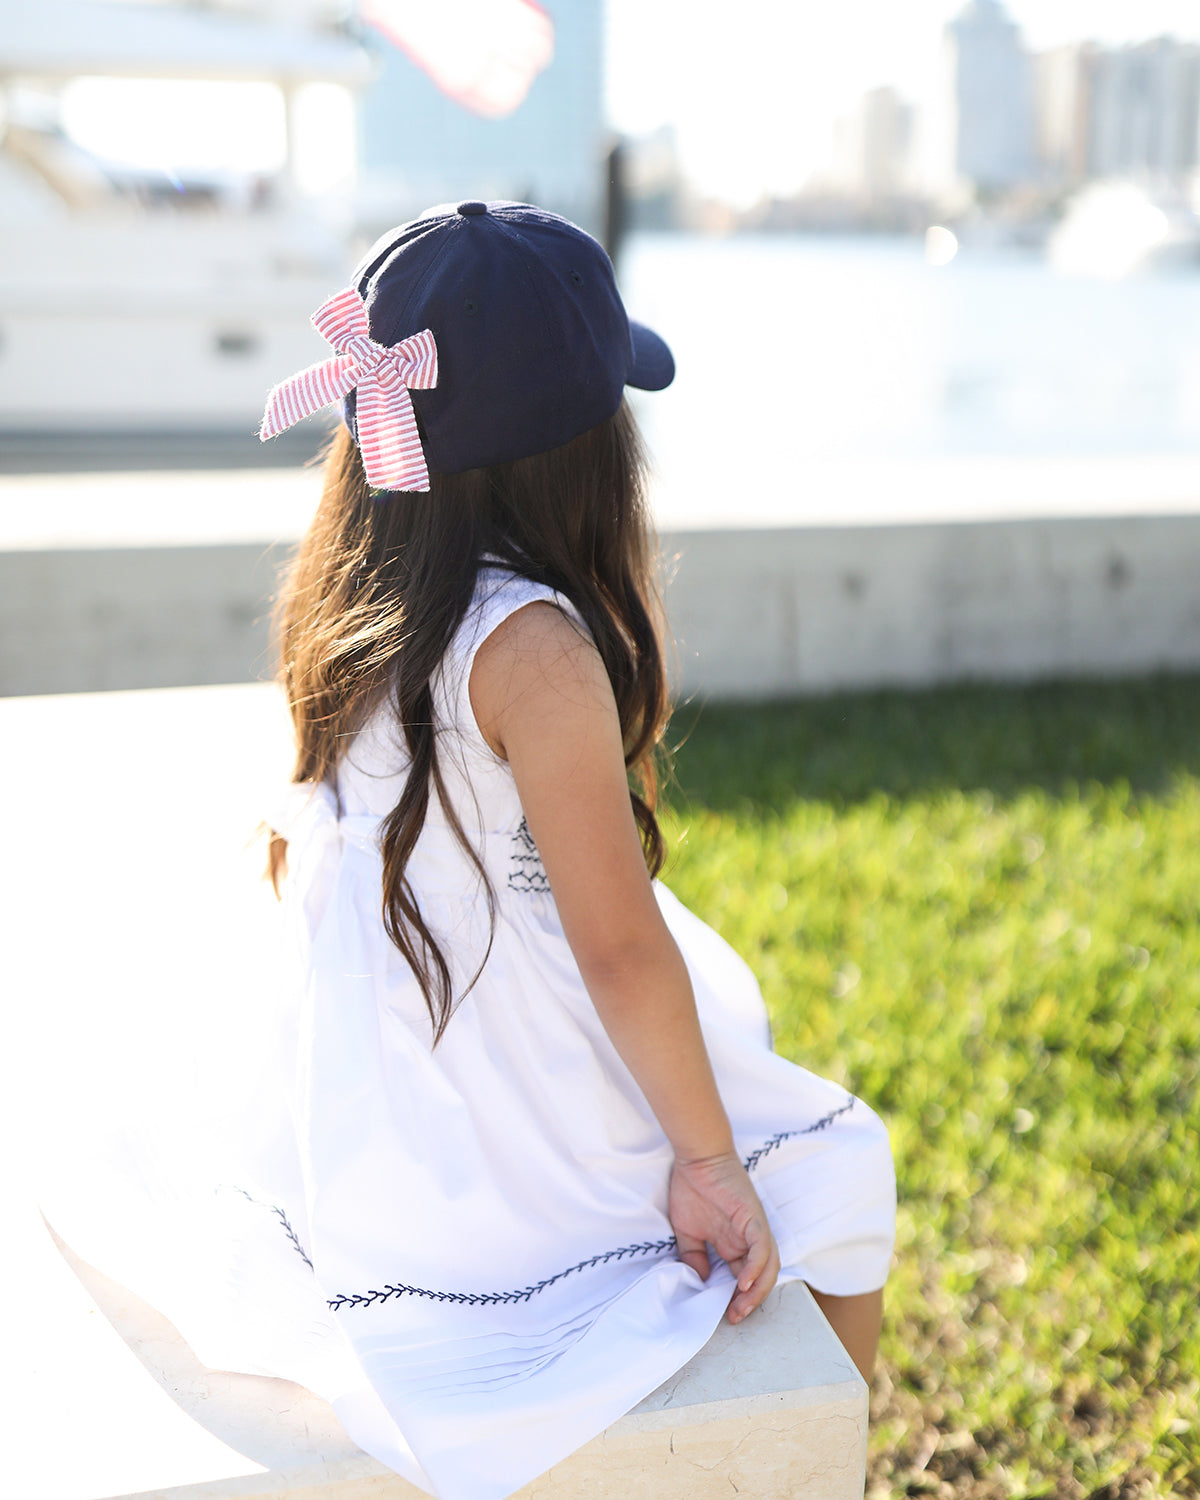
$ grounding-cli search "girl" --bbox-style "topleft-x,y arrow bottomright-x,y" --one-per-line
50,201 -> 895,1500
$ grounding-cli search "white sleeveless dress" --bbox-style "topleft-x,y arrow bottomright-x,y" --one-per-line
41,568 -> 895,1500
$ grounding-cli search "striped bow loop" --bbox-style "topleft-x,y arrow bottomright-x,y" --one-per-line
259,287 -> 438,493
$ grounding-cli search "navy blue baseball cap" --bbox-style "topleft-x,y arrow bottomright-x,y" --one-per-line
344,199 -> 674,477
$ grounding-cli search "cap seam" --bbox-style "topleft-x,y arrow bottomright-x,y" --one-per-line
355,207 -> 447,295
372,214 -> 466,336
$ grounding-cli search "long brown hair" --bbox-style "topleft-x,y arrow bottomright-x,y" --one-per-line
270,400 -> 670,1041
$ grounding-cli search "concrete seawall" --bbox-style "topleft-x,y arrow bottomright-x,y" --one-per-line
3,514 -> 1199,698
664,514 -> 1200,696
1,542 -> 290,695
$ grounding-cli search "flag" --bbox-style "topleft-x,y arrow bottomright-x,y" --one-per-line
361,0 -> 555,119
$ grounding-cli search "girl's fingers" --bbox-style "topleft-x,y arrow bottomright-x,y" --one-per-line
737,1215 -> 771,1292
727,1228 -> 780,1323
674,1229 -> 711,1281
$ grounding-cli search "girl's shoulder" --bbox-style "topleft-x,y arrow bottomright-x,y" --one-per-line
435,565 -> 590,755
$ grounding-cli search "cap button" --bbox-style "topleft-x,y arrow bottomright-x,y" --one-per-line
457,200 -> 488,217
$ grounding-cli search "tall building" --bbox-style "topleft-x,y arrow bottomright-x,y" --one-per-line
942,0 -> 1034,195
1033,37 -> 1200,190
1086,39 -> 1200,183
357,0 -> 605,238
832,87 -> 914,200
1034,44 -> 1092,185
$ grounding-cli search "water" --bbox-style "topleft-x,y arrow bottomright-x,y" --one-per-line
620,233 -> 1200,526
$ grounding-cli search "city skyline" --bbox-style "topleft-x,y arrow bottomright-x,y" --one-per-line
606,0 -> 1200,205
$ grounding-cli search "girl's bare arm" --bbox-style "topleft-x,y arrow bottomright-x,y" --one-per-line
470,602 -> 779,1321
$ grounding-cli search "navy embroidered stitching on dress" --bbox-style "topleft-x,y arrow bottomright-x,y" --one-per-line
252,1097 -> 857,1312
273,1205 -> 315,1270
741,1097 -> 856,1172
326,1239 -> 678,1312
507,816 -> 550,894
232,1187 -> 315,1270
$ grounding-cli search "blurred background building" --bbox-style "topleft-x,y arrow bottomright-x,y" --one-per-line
831,88 -> 915,202
937,0 -> 1035,198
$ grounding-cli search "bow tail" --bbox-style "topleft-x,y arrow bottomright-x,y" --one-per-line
260,354 -> 359,441
311,286 -> 372,349
356,374 -> 431,492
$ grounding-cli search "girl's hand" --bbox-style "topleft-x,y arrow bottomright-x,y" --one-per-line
669,1152 -> 781,1324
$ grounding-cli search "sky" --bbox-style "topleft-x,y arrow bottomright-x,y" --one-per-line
605,0 -> 1200,204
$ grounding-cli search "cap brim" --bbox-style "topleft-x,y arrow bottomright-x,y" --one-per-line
628,321 -> 675,392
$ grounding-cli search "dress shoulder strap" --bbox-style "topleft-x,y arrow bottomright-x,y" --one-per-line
435,566 -> 587,760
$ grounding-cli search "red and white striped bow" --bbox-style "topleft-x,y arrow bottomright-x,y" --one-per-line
260,287 -> 438,492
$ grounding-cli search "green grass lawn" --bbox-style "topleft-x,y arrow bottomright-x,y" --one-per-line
661,676 -> 1200,1500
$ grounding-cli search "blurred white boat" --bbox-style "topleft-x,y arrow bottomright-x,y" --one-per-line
0,0 -> 372,435
1048,180 -> 1200,279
